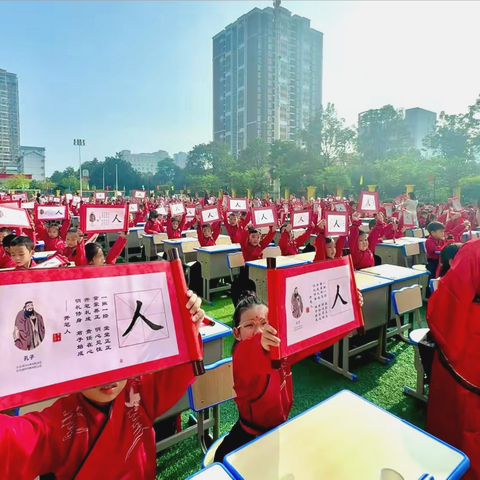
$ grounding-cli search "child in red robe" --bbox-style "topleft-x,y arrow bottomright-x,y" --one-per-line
214,291 -> 361,463
196,221 -> 221,247
349,212 -> 380,269
426,239 -> 480,480
35,217 -> 71,252
84,233 -> 128,266
278,223 -> 313,256
10,236 -> 37,269
0,292 -> 204,480
425,221 -> 448,280
144,211 -> 164,234
166,214 -> 195,240
240,224 -> 276,262
62,228 -> 87,266
313,219 -> 346,261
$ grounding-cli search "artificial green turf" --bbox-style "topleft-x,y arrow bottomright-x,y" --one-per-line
156,296 -> 427,479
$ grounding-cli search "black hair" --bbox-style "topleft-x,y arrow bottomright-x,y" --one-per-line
0,227 -> 12,235
171,216 -> 180,223
201,223 -> 212,229
232,291 -> 266,353
368,219 -> 376,230
149,210 -> 159,220
325,236 -> 335,245
280,223 -> 289,233
66,227 -> 79,235
228,212 -> 238,217
248,227 -> 260,235
3,233 -> 16,248
427,221 -> 445,234
85,243 -> 103,263
10,236 -> 34,252
439,243 -> 462,277
409,192 -> 416,200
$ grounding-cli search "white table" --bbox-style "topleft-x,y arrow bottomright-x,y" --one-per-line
375,237 -> 426,267
33,250 -> 56,261
224,390 -> 469,480
187,463 -> 234,479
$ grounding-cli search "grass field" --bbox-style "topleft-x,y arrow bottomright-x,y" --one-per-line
156,296 -> 427,479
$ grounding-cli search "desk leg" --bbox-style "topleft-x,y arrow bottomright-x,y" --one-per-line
378,326 -> 394,362
213,405 -> 220,440
316,337 -> 357,382
403,345 -> 428,402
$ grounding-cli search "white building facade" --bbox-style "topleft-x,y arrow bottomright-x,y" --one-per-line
119,149 -> 169,174
19,145 -> 46,181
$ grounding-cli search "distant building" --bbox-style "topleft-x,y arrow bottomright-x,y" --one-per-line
213,4 -> 323,156
404,107 -> 437,157
0,69 -> 20,173
119,149 -> 169,174
173,152 -> 187,169
18,146 -> 46,181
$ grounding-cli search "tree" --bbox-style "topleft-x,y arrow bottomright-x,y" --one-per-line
424,95 -> 480,160
156,158 -> 176,185
238,138 -> 270,170
357,105 -> 413,163
303,104 -> 356,167
4,174 -> 31,190
315,165 -> 353,196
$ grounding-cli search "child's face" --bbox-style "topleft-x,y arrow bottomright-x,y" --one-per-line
358,233 -> 369,252
228,215 -> 238,226
249,232 -> 261,246
47,226 -> 60,239
82,379 -> 127,405
171,220 -> 179,230
202,227 -> 212,238
234,305 -> 269,341
90,249 -> 105,266
326,241 -> 336,259
10,245 -> 34,268
65,233 -> 78,248
432,229 -> 445,240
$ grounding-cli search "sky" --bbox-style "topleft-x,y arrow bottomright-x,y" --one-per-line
1,0 -> 480,175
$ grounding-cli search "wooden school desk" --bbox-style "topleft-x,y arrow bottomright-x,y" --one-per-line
141,233 -> 168,260
162,237 -> 198,263
194,244 -> 241,303
317,272 -> 394,381
404,227 -> 425,238
293,251 -> 316,263
187,463 -> 234,480
361,264 -> 429,320
224,390 -> 469,480
374,238 -> 426,267
246,257 -> 309,303
156,317 -> 232,452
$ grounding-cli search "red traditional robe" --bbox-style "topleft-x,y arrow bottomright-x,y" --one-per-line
0,364 -> 194,479
426,238 -> 480,480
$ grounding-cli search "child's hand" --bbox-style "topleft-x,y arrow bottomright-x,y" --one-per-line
352,212 -> 360,222
77,230 -> 84,244
246,222 -> 253,230
318,219 -> 326,230
357,289 -> 364,308
377,212 -> 384,223
286,224 -> 293,233
186,290 -> 204,333
119,232 -> 128,239
261,324 -> 281,351
271,224 -> 277,232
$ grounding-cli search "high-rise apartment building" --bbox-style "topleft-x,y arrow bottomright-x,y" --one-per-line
0,69 -> 20,173
119,149 -> 169,174
173,152 -> 188,169
18,146 -> 46,181
213,3 -> 323,156
404,107 -> 437,157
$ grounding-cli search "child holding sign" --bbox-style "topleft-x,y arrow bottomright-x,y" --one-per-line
0,292 -> 204,480
278,223 -> 313,256
313,219 -> 346,261
84,233 -> 128,266
144,210 -> 164,234
35,216 -> 71,252
214,291 -> 363,463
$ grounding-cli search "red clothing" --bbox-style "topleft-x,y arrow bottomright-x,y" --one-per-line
14,259 -> 37,270
166,216 -> 195,240
349,222 -> 375,270
426,238 -> 480,480
61,240 -> 86,267
240,227 -> 276,262
35,219 -> 70,252
313,231 -> 346,262
0,364 -> 194,480
223,211 -> 243,244
367,221 -> 387,252
278,229 -> 312,256
197,223 -> 221,247
144,219 -> 164,234
0,246 -> 14,268
425,236 -> 447,260
105,236 -> 127,265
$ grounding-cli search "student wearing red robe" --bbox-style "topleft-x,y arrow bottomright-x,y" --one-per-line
196,221 -> 221,247
144,211 -> 164,234
313,219 -> 346,262
83,234 -> 128,266
240,224 -> 276,262
213,292 -> 361,463
166,214 -> 195,240
278,223 -> 313,256
426,239 -> 480,480
35,217 -> 71,252
222,209 -> 250,244
0,292 -> 204,480
349,213 -> 376,270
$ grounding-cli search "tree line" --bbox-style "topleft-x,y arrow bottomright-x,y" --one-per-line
7,95 -> 480,204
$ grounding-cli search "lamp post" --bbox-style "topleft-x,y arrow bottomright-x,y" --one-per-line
73,139 -> 85,195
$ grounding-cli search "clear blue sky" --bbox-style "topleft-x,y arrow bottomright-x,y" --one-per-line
1,1 -> 479,175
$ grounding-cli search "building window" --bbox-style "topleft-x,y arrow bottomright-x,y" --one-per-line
238,71 -> 244,88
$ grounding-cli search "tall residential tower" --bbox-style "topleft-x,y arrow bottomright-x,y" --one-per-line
213,4 -> 323,156
0,69 -> 20,173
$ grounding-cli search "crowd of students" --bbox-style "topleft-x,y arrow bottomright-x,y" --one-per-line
0,190 -> 479,479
